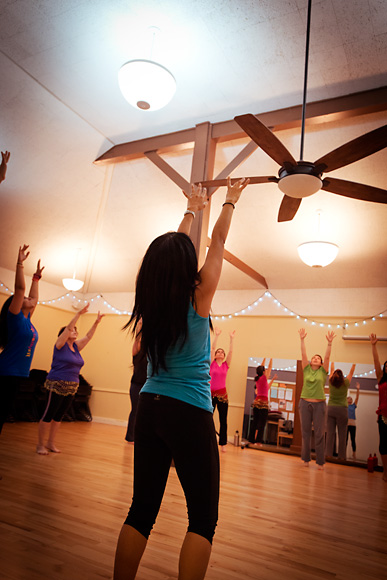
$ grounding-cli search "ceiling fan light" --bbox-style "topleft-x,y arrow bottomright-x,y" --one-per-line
118,59 -> 176,111
297,241 -> 339,268
278,173 -> 322,198
62,278 -> 84,291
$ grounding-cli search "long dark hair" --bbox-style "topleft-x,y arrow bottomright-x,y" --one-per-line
379,361 -> 387,386
124,232 -> 200,375
330,369 -> 345,388
255,365 -> 265,382
0,296 -> 14,349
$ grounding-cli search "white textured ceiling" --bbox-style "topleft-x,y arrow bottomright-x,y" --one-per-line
0,0 -> 386,295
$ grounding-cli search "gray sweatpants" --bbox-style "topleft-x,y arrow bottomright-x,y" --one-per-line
326,405 -> 348,460
298,399 -> 327,465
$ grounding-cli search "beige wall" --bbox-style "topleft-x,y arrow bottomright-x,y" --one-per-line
2,292 -> 386,460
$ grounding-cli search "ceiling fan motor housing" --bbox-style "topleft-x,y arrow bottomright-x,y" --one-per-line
278,161 -> 323,198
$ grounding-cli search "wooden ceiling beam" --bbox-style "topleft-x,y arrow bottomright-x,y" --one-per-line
213,86 -> 387,141
207,140 -> 259,197
94,87 -> 387,166
94,127 -> 196,166
190,123 -> 216,266
144,151 -> 191,192
207,237 -> 268,289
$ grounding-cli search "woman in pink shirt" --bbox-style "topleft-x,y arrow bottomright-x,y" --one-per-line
210,328 -> 235,452
248,358 -> 277,447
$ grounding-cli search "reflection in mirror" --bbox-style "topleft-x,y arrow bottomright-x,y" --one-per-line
243,358 -> 296,448
244,358 -> 378,463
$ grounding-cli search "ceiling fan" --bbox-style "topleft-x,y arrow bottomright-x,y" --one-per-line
200,0 -> 387,222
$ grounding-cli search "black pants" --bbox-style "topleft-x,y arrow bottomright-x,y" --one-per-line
378,415 -> 387,455
40,390 -> 75,422
125,393 -> 220,544
0,375 -> 22,434
346,424 -> 356,452
125,380 -> 143,442
212,396 -> 228,446
249,407 -> 269,443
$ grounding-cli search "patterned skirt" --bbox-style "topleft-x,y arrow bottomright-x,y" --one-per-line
44,379 -> 79,397
252,396 -> 269,409
212,391 -> 229,403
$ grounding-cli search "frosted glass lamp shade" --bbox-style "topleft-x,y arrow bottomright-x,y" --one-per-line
278,173 -> 322,198
118,59 -> 176,111
62,278 -> 84,291
297,241 -> 339,268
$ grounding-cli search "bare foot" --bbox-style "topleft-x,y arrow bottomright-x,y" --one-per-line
46,443 -> 61,453
221,446 -> 227,453
318,464 -> 324,471
36,445 -> 49,455
303,461 -> 309,467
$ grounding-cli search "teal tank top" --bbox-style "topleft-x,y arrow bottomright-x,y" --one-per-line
141,302 -> 213,413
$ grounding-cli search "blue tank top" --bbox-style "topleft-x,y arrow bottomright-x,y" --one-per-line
0,310 -> 38,377
141,303 -> 212,412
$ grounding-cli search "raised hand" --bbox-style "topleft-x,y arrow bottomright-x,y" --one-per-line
18,244 -> 30,263
0,150 -> 10,183
369,333 -> 378,345
225,176 -> 250,205
214,327 -> 222,336
185,183 -> 208,213
298,328 -> 307,340
326,331 -> 336,344
34,259 -> 45,278
96,311 -> 105,323
79,303 -> 90,315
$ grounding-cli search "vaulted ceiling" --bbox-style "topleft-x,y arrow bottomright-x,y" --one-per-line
0,0 -> 386,295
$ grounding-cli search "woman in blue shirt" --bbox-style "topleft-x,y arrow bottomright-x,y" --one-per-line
0,244 -> 43,435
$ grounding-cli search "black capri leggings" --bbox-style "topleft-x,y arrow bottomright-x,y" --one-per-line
378,415 -> 387,455
125,392 -> 220,544
40,390 -> 75,423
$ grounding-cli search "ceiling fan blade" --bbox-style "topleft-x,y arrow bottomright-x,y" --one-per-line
277,195 -> 302,222
198,176 -> 278,188
322,177 -> 387,203
235,114 -> 297,167
315,124 -> 387,173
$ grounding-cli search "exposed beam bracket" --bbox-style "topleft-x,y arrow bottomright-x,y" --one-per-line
144,150 -> 191,192
207,237 -> 268,289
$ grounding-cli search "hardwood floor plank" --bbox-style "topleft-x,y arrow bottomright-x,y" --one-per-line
0,422 -> 386,579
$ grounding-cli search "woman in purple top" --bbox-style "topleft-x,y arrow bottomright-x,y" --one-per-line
0,244 -> 43,435
36,302 -> 104,454
210,328 -> 235,452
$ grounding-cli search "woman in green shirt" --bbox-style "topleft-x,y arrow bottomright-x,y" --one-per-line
298,328 -> 336,468
326,363 -> 356,460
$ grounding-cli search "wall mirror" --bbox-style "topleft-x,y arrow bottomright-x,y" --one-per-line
243,358 -> 378,463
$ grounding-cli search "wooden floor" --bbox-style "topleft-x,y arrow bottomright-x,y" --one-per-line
0,422 -> 386,580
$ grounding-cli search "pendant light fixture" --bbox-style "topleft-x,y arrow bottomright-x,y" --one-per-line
62,248 -> 84,291
297,210 -> 339,267
118,26 -> 176,111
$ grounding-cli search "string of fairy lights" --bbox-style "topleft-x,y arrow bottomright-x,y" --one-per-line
1,281 -> 383,379
247,358 -> 376,379
1,282 -> 385,328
